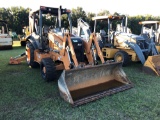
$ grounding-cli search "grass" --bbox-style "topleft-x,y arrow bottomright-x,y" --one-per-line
0,41 -> 160,120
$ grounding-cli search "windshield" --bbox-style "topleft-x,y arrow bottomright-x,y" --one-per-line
144,23 -> 159,31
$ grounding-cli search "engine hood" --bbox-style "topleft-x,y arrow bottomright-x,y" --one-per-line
118,32 -> 145,41
71,37 -> 83,42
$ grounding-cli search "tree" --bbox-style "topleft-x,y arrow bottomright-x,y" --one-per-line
0,6 -> 30,34
97,10 -> 110,16
71,7 -> 87,27
1,6 -> 160,36
86,12 -> 95,32
61,14 -> 69,29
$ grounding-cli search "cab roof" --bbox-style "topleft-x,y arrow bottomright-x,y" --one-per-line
92,15 -> 125,21
139,21 -> 160,25
30,6 -> 71,16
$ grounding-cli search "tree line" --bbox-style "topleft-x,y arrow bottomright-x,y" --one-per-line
0,6 -> 160,35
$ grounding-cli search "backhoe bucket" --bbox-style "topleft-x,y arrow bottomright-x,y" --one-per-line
58,62 -> 133,106
143,55 -> 160,76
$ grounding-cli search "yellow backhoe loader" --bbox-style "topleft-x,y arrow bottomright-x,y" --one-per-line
77,16 -> 160,76
138,21 -> 160,75
9,6 -> 133,106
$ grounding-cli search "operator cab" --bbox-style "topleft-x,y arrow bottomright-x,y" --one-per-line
92,15 -> 128,47
29,6 -> 73,48
139,21 -> 160,44
28,6 -> 85,64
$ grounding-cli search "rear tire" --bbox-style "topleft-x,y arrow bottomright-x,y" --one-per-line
114,51 -> 130,66
40,58 -> 56,82
26,42 -> 39,68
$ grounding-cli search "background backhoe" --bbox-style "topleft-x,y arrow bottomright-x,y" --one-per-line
9,6 -> 133,106
139,21 -> 160,52
77,15 -> 160,76
0,20 -> 13,49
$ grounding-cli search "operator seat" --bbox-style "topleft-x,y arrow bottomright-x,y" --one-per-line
100,29 -> 107,45
43,25 -> 49,34
100,29 -> 113,47
116,24 -> 123,32
41,25 -> 50,49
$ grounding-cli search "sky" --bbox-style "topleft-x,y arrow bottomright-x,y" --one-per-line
0,0 -> 160,16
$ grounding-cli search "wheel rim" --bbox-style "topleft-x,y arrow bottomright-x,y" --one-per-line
43,67 -> 46,74
26,47 -> 30,62
41,66 -> 46,79
115,54 -> 123,62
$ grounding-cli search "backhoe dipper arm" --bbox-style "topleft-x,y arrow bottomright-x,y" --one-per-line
9,53 -> 26,64
77,18 -> 91,41
50,33 -> 79,68
77,18 -> 105,64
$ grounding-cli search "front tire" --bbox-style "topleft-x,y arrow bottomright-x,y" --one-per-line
114,51 -> 130,66
40,58 -> 56,82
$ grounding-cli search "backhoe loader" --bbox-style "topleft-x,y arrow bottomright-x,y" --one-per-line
139,21 -> 160,52
77,15 -> 160,76
9,6 -> 133,106
0,20 -> 13,49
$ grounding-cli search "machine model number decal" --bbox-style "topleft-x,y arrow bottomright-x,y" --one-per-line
72,40 -> 78,42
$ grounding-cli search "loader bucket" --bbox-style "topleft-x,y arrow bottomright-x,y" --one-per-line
58,62 -> 133,106
143,55 -> 160,76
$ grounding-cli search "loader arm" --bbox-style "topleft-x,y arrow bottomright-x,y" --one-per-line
48,32 -> 79,69
77,18 -> 105,64
84,33 -> 105,64
65,33 -> 79,67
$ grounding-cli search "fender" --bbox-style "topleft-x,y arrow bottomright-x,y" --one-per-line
125,41 -> 146,64
26,35 -> 39,49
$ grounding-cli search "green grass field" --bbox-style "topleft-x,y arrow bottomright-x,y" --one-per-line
0,41 -> 160,120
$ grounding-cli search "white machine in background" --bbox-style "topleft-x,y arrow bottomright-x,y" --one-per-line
0,20 -> 12,49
